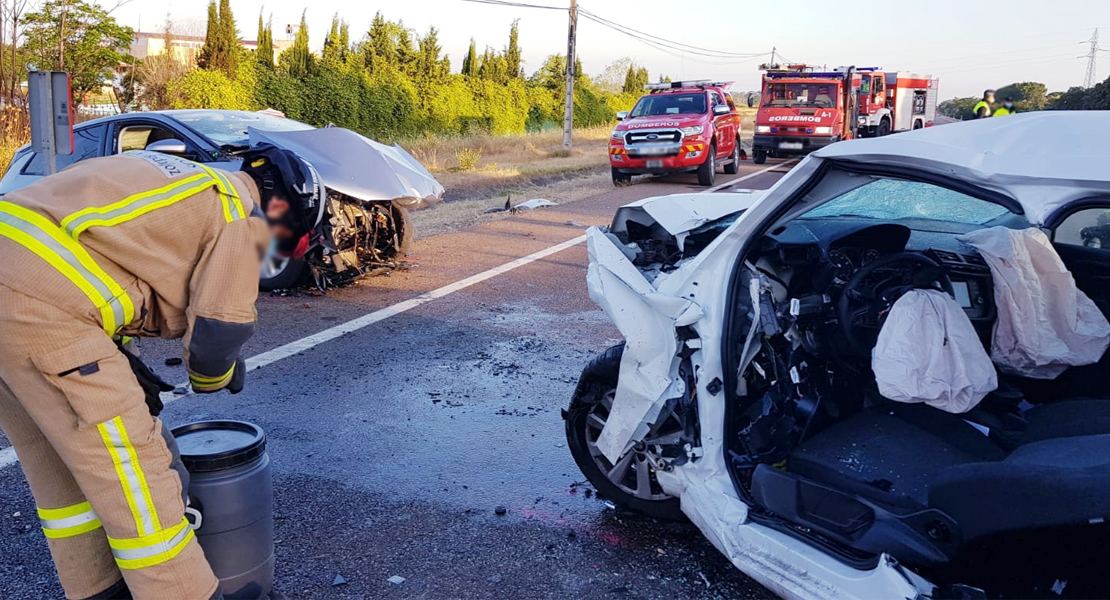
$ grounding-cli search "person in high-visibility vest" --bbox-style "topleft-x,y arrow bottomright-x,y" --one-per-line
0,145 -> 323,599
974,89 -> 995,119
994,96 -> 1016,116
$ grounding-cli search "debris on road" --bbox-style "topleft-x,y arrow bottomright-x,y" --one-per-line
331,574 -> 347,586
487,573 -> 502,583
164,357 -> 183,367
514,198 -> 558,211
388,575 -> 406,585
173,387 -> 188,395
494,505 -> 507,516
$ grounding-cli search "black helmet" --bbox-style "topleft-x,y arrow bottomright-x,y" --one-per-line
239,144 -> 326,256
984,89 -> 996,97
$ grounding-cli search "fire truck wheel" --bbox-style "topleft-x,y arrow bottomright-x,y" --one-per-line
696,144 -> 717,186
753,149 -> 767,165
724,141 -> 741,174
877,118 -> 891,137
611,167 -> 632,186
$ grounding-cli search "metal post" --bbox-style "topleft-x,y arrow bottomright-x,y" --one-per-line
562,0 -> 577,149
28,72 -> 57,175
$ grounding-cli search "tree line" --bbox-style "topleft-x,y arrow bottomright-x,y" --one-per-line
938,79 -> 1110,119
129,5 -> 653,140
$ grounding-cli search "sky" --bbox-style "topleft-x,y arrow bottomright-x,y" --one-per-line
110,0 -> 1108,99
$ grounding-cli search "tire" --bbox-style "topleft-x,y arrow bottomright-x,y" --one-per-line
564,344 -> 685,521
696,144 -> 717,186
877,118 -> 891,137
259,255 -> 309,291
723,140 -> 741,174
611,167 -> 632,187
753,149 -> 767,165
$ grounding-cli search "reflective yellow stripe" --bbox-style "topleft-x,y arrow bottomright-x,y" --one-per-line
97,417 -> 162,536
188,364 -> 235,391
199,165 -> 245,222
0,202 -> 134,335
108,517 -> 194,570
60,173 -> 215,238
39,502 -> 103,539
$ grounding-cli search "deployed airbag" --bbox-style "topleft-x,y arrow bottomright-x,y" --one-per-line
873,289 -> 997,413
959,227 -> 1110,379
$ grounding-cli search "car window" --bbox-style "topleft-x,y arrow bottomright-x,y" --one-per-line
23,124 -> 106,175
117,123 -> 183,153
630,93 -> 708,117
1054,207 -> 1110,248
171,110 -> 314,147
801,179 -> 1018,226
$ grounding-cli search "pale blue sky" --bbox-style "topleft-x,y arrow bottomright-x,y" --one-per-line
112,0 -> 1107,99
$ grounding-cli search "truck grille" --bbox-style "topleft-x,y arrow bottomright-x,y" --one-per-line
625,129 -> 682,145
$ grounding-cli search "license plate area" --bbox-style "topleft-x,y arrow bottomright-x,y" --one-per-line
646,160 -> 664,169
779,141 -> 803,150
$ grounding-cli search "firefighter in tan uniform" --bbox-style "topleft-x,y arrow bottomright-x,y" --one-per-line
0,145 -> 323,600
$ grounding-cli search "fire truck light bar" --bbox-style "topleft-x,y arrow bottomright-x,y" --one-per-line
643,79 -> 732,91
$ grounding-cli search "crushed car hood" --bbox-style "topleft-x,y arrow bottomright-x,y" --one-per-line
814,112 -> 1110,225
612,191 -> 765,238
248,127 -> 444,209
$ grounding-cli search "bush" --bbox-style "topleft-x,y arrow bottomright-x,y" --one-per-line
168,69 -> 254,110
454,147 -> 482,171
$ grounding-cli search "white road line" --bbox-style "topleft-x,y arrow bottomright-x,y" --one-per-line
704,159 -> 797,193
1,234 -> 588,471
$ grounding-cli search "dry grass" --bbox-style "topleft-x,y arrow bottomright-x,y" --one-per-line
0,107 -> 30,173
408,127 -> 612,199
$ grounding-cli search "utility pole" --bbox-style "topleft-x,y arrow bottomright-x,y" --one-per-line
1080,29 -> 1107,89
562,0 -> 577,149
770,46 -> 776,66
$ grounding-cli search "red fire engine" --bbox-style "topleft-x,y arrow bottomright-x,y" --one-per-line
752,65 -> 938,164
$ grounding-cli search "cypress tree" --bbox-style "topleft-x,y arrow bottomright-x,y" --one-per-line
462,38 -> 477,77
505,19 -> 522,79
286,11 -> 312,78
217,0 -> 239,74
256,13 -> 273,67
198,0 -> 217,69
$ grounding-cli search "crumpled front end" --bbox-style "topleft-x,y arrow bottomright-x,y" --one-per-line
584,183 -> 936,600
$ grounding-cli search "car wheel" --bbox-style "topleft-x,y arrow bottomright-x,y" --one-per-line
565,344 -> 685,521
259,255 -> 308,291
724,140 -> 741,174
611,167 -> 632,187
877,118 -> 891,137
753,149 -> 767,165
696,144 -> 717,186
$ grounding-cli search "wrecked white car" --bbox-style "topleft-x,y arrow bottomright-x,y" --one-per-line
564,113 -> 1110,599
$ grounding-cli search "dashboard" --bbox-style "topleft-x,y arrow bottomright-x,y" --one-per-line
757,220 -> 996,324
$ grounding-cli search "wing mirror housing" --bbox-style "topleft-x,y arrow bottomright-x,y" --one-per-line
145,139 -> 189,155
713,104 -> 731,116
616,111 -> 628,121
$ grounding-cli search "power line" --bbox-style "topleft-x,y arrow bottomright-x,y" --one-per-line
577,7 -> 764,58
577,12 -> 767,65
1080,28 -> 1108,88
457,0 -> 565,10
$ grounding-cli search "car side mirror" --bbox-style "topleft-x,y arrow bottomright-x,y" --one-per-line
145,139 -> 188,155
712,104 -> 730,116
616,111 -> 628,121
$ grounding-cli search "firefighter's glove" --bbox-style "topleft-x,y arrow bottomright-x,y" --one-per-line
117,342 -> 173,416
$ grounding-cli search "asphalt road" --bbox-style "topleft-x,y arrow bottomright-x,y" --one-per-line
0,161 -> 793,600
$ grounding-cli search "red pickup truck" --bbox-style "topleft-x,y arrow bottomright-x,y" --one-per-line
609,80 -> 743,187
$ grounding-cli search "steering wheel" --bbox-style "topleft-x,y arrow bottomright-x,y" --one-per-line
836,252 -> 953,355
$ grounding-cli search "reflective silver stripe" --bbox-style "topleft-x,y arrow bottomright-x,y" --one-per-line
61,176 -> 214,236
0,208 -> 126,329
109,521 -> 192,562
41,509 -> 99,531
100,418 -> 157,536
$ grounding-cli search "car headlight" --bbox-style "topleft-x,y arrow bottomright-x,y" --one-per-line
680,125 -> 704,136
755,125 -> 771,134
814,126 -> 832,135
611,129 -> 625,140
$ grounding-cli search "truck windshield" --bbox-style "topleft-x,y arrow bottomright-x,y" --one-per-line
762,83 -> 838,109
630,93 -> 707,117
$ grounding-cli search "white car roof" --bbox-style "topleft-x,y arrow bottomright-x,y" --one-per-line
812,112 -> 1110,225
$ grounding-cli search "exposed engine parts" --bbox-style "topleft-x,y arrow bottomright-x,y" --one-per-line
309,195 -> 413,289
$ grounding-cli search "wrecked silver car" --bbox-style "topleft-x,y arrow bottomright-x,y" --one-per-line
0,110 -> 444,290
565,113 -> 1110,599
